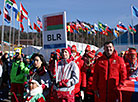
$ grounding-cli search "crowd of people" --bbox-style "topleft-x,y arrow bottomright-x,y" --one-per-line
0,41 -> 138,102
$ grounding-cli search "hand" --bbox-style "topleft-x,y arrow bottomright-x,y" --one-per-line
94,90 -> 100,98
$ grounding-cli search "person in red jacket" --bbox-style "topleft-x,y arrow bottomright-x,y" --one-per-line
83,51 -> 95,102
125,47 -> 138,79
70,45 -> 84,102
93,41 -> 127,102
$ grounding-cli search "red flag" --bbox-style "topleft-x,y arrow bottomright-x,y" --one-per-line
20,3 -> 28,19
20,23 -> 24,32
37,16 -> 42,29
33,23 -> 41,32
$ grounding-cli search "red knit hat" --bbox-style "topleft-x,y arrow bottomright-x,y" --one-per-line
63,47 -> 71,55
97,52 -> 103,57
85,45 -> 91,51
128,47 -> 137,55
56,49 -> 60,53
71,45 -> 77,52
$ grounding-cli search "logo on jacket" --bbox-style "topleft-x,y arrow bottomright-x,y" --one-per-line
112,60 -> 116,64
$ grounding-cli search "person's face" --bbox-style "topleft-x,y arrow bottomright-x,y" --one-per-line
63,50 -> 70,59
29,82 -> 38,90
104,43 -> 114,57
34,56 -> 42,68
5,54 -> 8,58
71,51 -> 77,57
26,58 -> 30,63
129,54 -> 136,61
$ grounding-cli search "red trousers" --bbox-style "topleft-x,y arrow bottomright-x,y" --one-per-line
10,83 -> 24,102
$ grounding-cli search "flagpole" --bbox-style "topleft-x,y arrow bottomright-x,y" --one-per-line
1,0 -> 6,52
12,12 -> 15,52
131,4 -> 135,47
27,18 -> 29,55
18,1 -> 21,47
9,7 -> 12,54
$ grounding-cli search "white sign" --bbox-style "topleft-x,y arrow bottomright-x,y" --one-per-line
42,11 -> 67,49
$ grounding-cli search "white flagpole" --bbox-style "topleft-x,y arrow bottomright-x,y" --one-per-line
9,7 -> 12,54
27,18 -> 29,55
131,4 -> 135,47
12,12 -> 15,52
1,0 -> 6,52
18,1 -> 21,47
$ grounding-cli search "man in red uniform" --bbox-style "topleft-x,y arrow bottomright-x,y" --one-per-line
93,41 -> 127,102
70,45 -> 84,102
125,47 -> 138,80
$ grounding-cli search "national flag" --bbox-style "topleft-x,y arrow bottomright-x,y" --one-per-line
113,28 -> 119,38
94,23 -> 99,31
67,25 -> 73,33
5,0 -> 13,9
20,22 -> 24,32
106,26 -> 112,34
28,18 -> 33,30
46,15 -> 63,31
128,24 -> 136,34
15,11 -> 24,22
132,5 -> 138,18
76,19 -> 85,31
82,22 -> 91,30
98,22 -> 106,31
4,7 -> 11,23
117,22 -> 127,30
69,22 -> 78,33
20,3 -> 28,19
37,16 -> 42,29
12,0 -> 18,13
90,25 -> 96,34
34,23 -> 41,32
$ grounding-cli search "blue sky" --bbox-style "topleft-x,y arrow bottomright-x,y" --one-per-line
0,0 -> 138,32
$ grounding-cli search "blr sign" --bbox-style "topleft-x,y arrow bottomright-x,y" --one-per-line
42,11 -> 67,49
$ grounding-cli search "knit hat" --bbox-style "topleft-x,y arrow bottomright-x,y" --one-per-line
128,47 -> 137,55
71,45 -> 77,52
64,46 -> 71,55
29,73 -> 41,86
97,52 -> 103,57
56,49 -> 60,53
92,50 -> 96,54
85,45 -> 91,51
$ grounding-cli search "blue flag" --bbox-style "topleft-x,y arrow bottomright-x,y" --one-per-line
132,5 -> 138,17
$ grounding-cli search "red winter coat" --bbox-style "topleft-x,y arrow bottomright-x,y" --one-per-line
93,50 -> 127,102
85,64 -> 95,95
125,59 -> 138,78
70,53 -> 84,94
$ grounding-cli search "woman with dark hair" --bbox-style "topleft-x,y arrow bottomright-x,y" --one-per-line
29,53 -> 51,100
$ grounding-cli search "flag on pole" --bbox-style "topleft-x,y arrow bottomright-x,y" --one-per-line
4,7 -> 11,23
12,0 -> 18,13
106,26 -> 112,34
28,18 -> 33,30
128,24 -> 136,34
117,22 -> 127,30
20,22 -> 24,32
113,28 -> 119,38
94,23 -> 99,31
98,22 -> 106,31
5,0 -> 13,9
20,3 -> 28,19
34,23 -> 41,32
132,5 -> 138,18
37,16 -> 42,29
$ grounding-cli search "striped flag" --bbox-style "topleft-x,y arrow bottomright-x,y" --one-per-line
20,3 -> 28,19
132,5 -> 138,18
28,18 -> 33,30
34,23 -> 41,32
117,21 -> 127,30
4,7 -> 11,23
46,15 -> 63,31
5,0 -> 13,9
37,16 -> 42,29
128,24 -> 136,34
20,22 -> 24,32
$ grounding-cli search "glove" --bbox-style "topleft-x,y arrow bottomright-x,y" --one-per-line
81,91 -> 84,100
